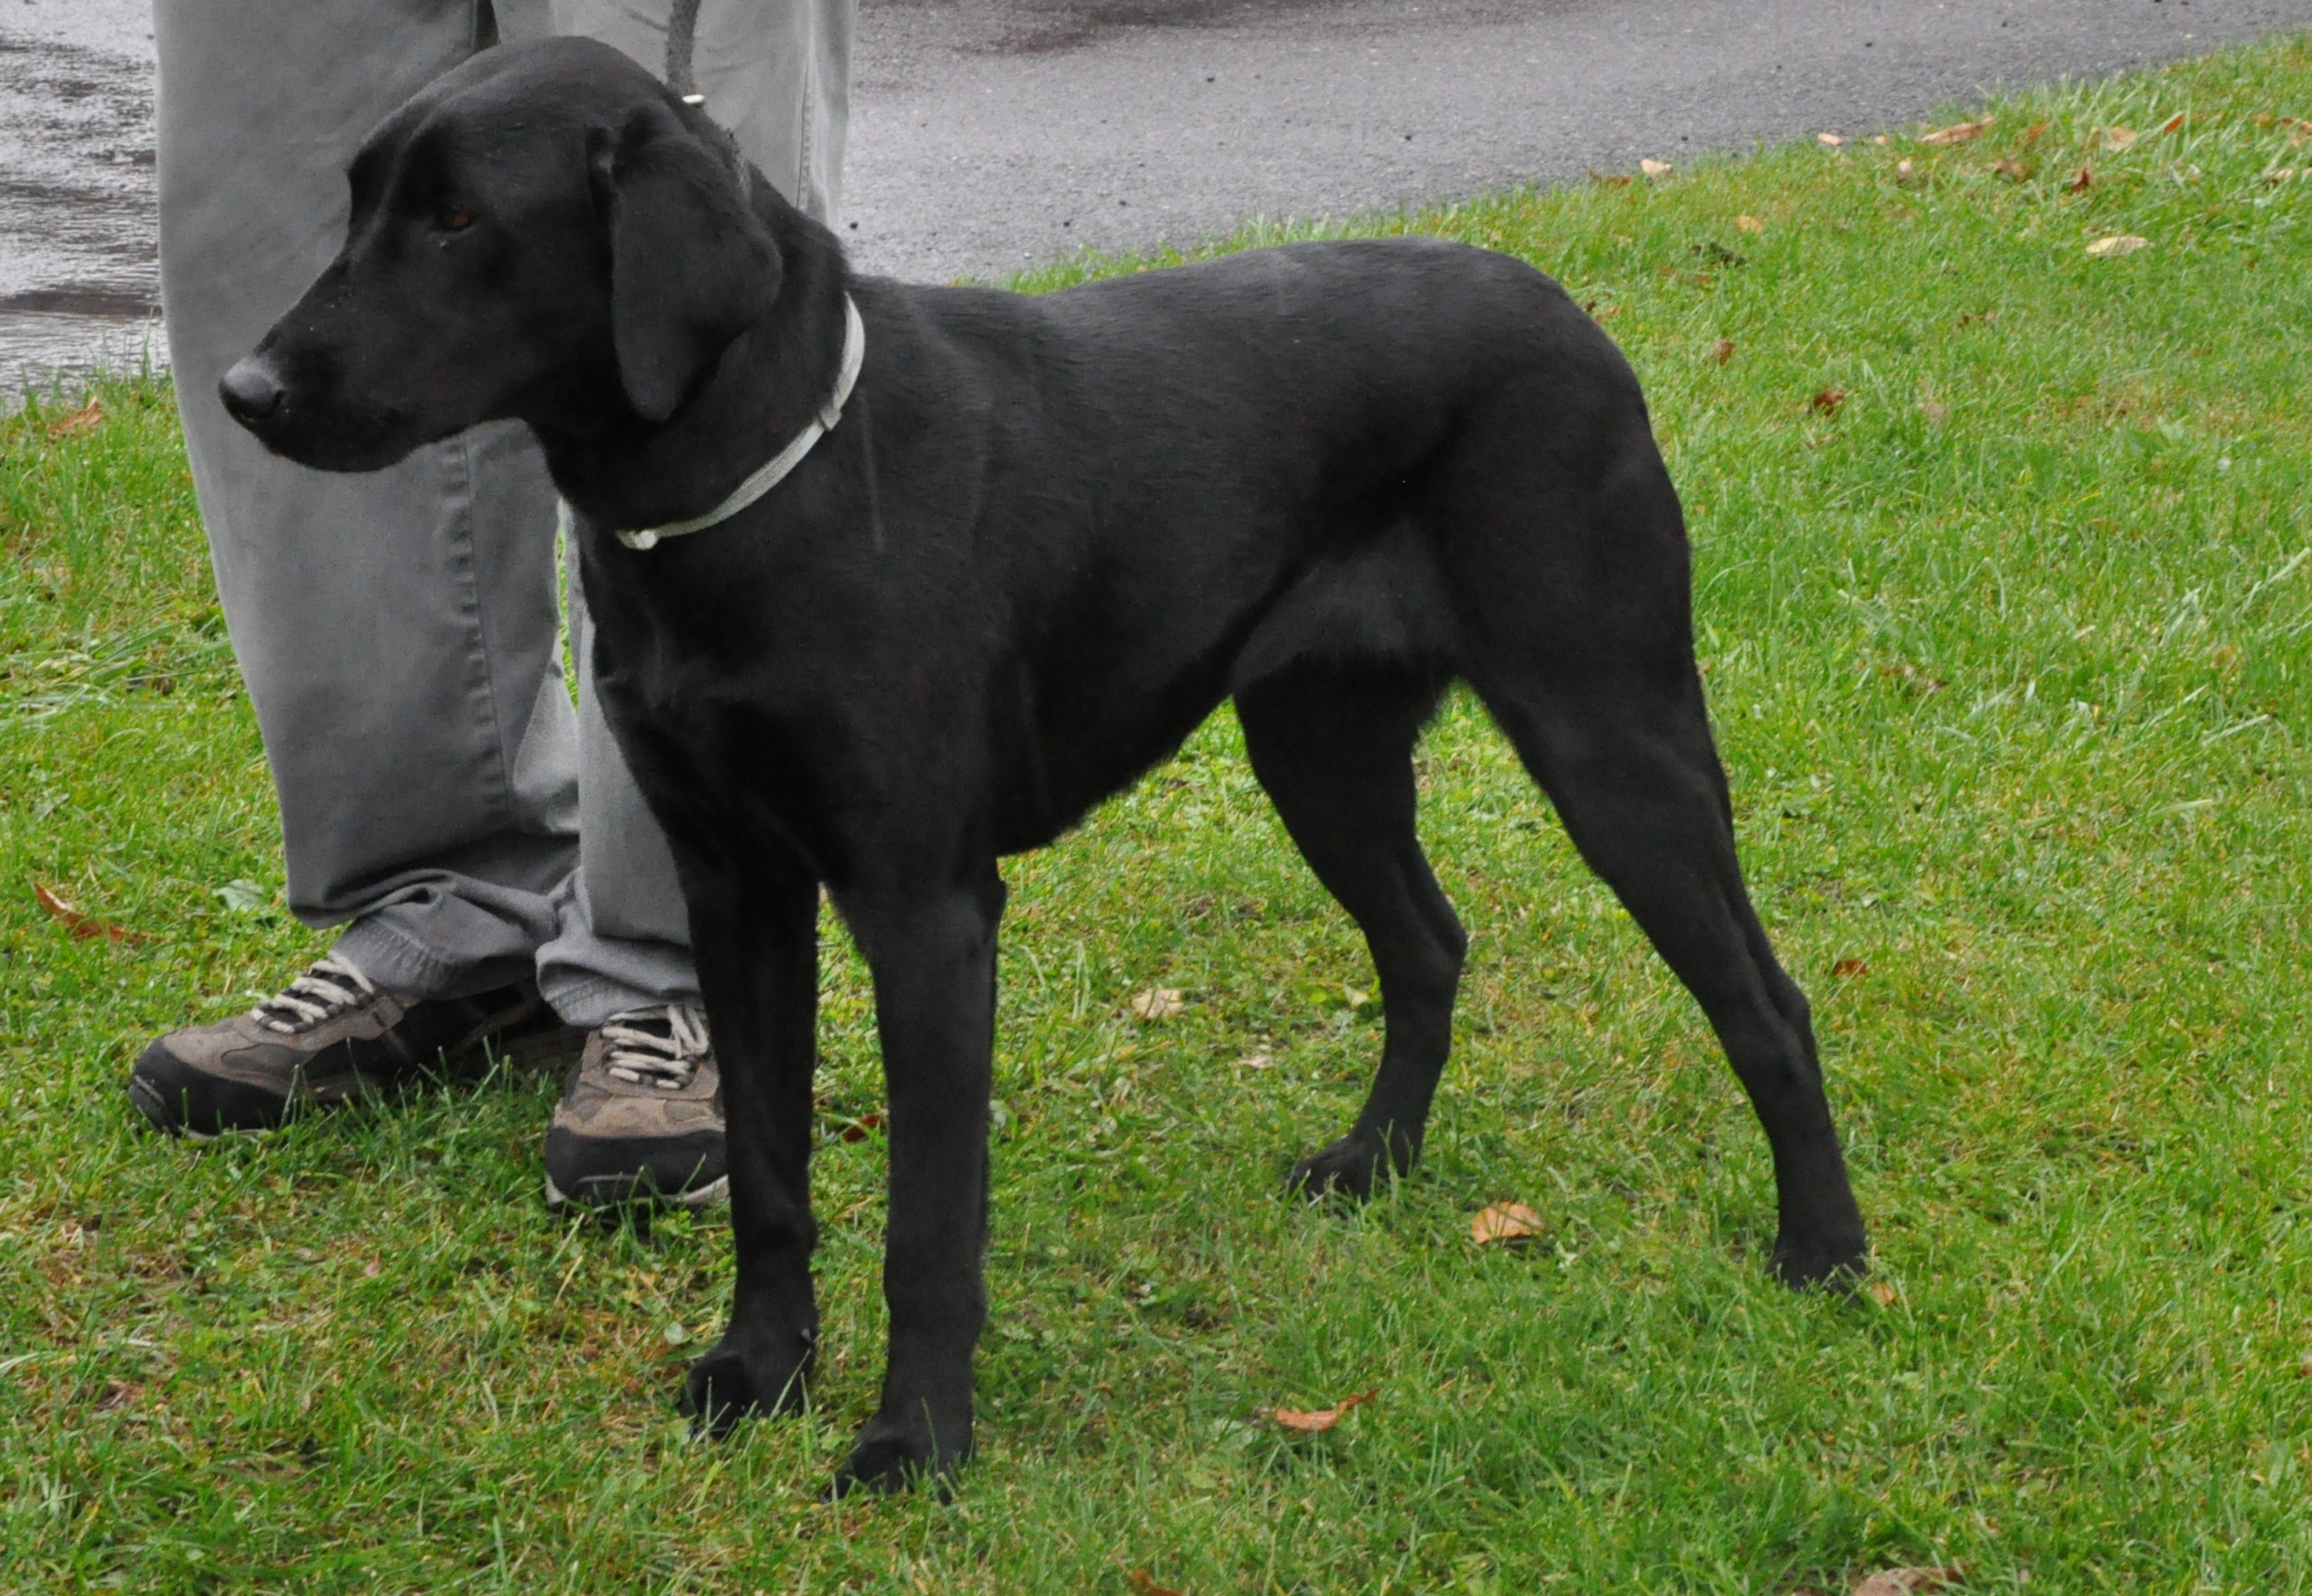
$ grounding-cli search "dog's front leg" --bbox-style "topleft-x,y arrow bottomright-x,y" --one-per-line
831,873 -> 1006,1494
670,838 -> 824,1436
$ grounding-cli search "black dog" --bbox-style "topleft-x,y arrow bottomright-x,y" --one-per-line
222,38 -> 1868,1491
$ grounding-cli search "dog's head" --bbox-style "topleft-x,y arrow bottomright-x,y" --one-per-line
222,37 -> 783,470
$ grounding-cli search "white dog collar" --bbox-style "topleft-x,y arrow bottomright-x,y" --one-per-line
561,294 -> 866,553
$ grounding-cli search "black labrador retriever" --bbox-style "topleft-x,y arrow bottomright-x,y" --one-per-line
221,37 -> 1868,1491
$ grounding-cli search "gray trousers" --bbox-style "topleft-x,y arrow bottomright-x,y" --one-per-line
155,0 -> 851,1026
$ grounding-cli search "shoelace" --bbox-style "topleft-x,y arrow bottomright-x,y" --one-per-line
251,952 -> 380,1034
598,1004 -> 712,1090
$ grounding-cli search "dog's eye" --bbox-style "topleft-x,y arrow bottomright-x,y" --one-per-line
436,205 -> 474,233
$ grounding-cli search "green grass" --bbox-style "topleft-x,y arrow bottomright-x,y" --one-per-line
7,35 -> 2312,1594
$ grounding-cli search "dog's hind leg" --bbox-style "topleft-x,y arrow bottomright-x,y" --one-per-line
1470,655 -> 1868,1287
667,837 -> 824,1437
1237,665 -> 1466,1199
1436,381 -> 1867,1286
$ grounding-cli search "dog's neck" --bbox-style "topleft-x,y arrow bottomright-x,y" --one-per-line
535,176 -> 854,539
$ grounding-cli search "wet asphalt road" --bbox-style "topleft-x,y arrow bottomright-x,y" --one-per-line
5,0 -> 2312,393
846,0 -> 2312,283
0,0 -> 159,391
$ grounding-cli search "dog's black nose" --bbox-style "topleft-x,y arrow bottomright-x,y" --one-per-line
218,358 -> 287,425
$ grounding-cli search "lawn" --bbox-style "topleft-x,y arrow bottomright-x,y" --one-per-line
6,34 -> 2312,1595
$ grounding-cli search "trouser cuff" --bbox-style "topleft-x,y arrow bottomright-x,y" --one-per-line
333,917 -> 535,1003
540,970 -> 703,1031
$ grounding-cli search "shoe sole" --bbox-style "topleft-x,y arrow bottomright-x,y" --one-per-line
130,1075 -> 225,1141
545,1172 -> 730,1211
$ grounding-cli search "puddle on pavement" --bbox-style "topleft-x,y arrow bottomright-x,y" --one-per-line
0,13 -> 163,397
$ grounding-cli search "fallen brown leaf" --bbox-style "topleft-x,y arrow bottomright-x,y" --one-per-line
1921,397 -> 1949,425
1470,1202 -> 1545,1245
1711,338 -> 1736,365
33,882 -> 151,944
1987,157 -> 2029,181
46,398 -> 104,439
1876,661 -> 1947,694
1850,1568 -> 1959,1596
1735,214 -> 1764,233
2025,120 -> 2048,143
1811,388 -> 1846,417
1864,1278 -> 1899,1308
1127,1572 -> 1185,1596
2085,234 -> 2150,258
1265,1388 -> 1378,1432
838,1110 -> 883,1143
1130,986 -> 1185,1021
1921,116 -> 1992,145
2158,111 -> 2187,134
2095,125 -> 2137,151
95,1379 -> 141,1413
1832,957 -> 1870,978
2069,163 -> 2094,192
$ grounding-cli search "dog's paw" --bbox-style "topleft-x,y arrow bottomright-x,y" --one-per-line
1768,1228 -> 1871,1292
678,1333 -> 813,1437
831,1412 -> 970,1499
1287,1134 -> 1390,1202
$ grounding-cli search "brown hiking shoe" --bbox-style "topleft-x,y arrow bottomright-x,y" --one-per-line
130,953 -> 583,1138
542,1004 -> 726,1209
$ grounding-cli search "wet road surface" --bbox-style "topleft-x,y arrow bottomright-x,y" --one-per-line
0,0 -> 159,394
845,0 -> 2312,283
5,0 -> 2311,395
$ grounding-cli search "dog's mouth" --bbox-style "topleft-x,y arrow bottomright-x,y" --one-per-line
219,351 -> 426,473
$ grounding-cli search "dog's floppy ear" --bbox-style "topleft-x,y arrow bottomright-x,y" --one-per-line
590,99 -> 780,422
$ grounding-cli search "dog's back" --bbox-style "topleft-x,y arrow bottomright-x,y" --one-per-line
833,237 -> 1657,841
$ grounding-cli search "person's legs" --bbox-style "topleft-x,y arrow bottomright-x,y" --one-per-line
535,0 -> 853,1029
139,0 -> 856,1174
155,0 -> 579,1004
532,566 -> 701,1030
134,0 -> 599,1135
155,0 -> 849,1024
531,0 -> 855,1203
